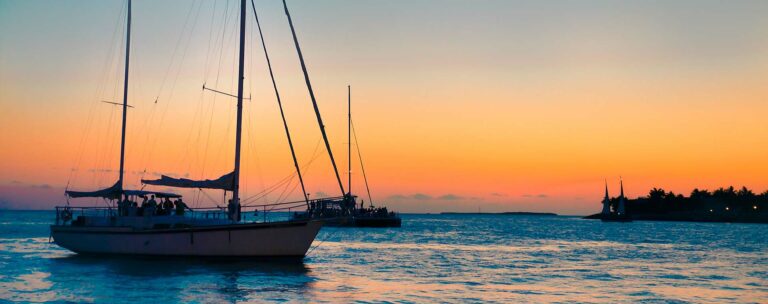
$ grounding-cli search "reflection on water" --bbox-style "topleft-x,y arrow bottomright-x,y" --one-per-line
0,211 -> 767,303
45,253 -> 314,303
50,254 -> 311,278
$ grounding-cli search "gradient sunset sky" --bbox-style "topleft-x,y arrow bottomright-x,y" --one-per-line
1,0 -> 767,214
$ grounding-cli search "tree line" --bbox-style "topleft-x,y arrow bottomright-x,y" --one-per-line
609,186 -> 767,215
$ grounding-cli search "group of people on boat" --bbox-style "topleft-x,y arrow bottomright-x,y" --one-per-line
357,201 -> 394,218
117,195 -> 191,217
304,197 -> 359,217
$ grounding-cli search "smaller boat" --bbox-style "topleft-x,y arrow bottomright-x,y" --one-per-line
292,86 -> 401,228
600,178 -> 633,222
293,195 -> 401,227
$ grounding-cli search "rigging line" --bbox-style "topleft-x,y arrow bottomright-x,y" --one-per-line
110,8 -> 127,114
241,139 -> 323,204
306,227 -> 343,257
143,0 -> 204,176
269,138 -> 326,206
212,4 -> 241,167
154,0 -> 198,100
94,107 -> 118,188
199,0 -> 231,182
241,169 -> 296,203
240,144 -> 319,205
68,1 -> 126,187
271,177 -> 302,207
140,0 -> 200,173
203,0 -> 219,84
242,175 -> 295,205
181,91 -> 206,174
202,84 -> 251,99
88,7 -> 126,187
251,0 -> 309,205
281,139 -> 329,203
198,188 -> 220,205
271,174 -> 299,207
282,0 -> 346,196
351,119 -> 374,205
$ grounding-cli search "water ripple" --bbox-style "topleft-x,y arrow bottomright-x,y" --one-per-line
0,211 -> 766,303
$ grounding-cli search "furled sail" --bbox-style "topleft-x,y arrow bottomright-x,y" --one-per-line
65,181 -> 121,199
141,172 -> 234,191
123,190 -> 181,198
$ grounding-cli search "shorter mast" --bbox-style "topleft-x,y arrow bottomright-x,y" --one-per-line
617,177 -> 626,216
230,0 -> 246,222
348,85 -> 351,197
118,0 -> 132,192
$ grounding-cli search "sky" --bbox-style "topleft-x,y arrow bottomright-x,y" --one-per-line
1,0 -> 768,214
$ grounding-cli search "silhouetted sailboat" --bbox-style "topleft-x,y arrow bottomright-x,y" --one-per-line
600,180 -> 611,216
345,86 -> 401,227
50,0 -> 351,257
291,86 -> 401,227
601,178 -> 632,222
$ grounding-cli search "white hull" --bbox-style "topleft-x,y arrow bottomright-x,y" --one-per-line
51,220 -> 323,257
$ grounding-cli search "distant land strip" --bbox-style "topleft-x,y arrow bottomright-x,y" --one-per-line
587,186 -> 768,224
441,212 -> 558,216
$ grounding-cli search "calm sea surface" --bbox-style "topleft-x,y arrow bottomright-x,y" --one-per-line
0,210 -> 766,303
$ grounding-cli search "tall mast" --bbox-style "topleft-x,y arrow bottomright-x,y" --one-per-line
348,85 -> 351,197
250,0 -> 309,206
231,0 -> 246,222
283,0 -> 346,197
118,0 -> 131,192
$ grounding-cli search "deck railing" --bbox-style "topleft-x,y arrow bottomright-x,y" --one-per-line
54,196 -> 348,226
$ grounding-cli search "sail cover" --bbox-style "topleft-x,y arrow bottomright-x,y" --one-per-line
141,172 -> 234,191
65,181 -> 121,199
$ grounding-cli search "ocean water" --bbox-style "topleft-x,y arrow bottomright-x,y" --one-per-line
0,211 -> 766,303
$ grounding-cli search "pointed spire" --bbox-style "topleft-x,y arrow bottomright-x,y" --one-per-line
617,176 -> 626,216
601,178 -> 611,215
619,176 -> 624,198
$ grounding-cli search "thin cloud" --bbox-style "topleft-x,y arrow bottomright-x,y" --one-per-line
412,193 -> 432,200
522,194 -> 549,199
386,193 -> 470,201
438,194 -> 463,200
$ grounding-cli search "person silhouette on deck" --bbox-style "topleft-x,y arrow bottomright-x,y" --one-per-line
174,198 -> 190,216
162,198 -> 173,215
146,195 -> 157,216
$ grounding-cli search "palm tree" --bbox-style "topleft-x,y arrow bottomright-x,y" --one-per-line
648,188 -> 666,202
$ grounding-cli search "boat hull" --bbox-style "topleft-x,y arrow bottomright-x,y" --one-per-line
318,216 -> 402,228
50,220 -> 323,257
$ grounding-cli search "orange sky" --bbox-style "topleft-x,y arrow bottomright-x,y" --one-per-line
1,0 -> 768,214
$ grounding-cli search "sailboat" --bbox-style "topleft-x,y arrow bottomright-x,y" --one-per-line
601,178 -> 632,222
50,0 -> 349,257
292,86 -> 401,227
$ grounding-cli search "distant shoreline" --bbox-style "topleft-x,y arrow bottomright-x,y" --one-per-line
441,212 -> 558,216
584,213 -> 768,224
